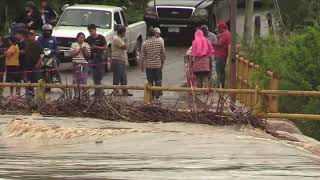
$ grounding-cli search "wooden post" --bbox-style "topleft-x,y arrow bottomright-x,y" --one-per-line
144,82 -> 152,104
243,0 -> 254,44
36,79 -> 46,100
229,0 -> 238,109
269,73 -> 279,112
253,85 -> 262,115
243,60 -> 250,106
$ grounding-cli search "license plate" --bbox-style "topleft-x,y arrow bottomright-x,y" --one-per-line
168,27 -> 180,33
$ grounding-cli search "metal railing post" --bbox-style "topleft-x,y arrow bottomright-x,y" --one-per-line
144,82 -> 152,104
37,79 -> 46,100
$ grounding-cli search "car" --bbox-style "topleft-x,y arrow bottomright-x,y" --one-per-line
52,4 -> 147,66
144,0 -> 226,37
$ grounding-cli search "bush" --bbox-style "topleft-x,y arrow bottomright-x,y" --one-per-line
245,26 -> 320,140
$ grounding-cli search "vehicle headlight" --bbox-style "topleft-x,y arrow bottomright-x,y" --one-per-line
193,8 -> 208,17
145,7 -> 156,16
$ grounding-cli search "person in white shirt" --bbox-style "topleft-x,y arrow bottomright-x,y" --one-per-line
70,32 -> 91,85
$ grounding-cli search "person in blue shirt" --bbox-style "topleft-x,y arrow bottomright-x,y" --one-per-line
37,24 -> 61,83
37,24 -> 58,52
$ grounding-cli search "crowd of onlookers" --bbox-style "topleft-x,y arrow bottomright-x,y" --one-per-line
0,0 -> 231,103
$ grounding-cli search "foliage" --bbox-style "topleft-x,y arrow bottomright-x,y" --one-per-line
277,0 -> 320,30
246,26 -> 320,140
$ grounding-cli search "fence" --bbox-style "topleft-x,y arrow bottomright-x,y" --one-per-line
1,81 -> 320,121
235,54 -> 279,113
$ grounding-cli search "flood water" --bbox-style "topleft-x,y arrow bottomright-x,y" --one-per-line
0,115 -> 320,180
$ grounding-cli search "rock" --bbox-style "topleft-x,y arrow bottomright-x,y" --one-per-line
267,119 -> 302,134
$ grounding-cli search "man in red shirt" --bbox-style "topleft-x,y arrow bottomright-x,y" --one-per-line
213,21 -> 231,88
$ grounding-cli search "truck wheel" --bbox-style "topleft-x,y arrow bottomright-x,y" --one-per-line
128,38 -> 142,66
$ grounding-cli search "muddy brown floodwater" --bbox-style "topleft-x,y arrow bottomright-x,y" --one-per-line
0,115 -> 320,180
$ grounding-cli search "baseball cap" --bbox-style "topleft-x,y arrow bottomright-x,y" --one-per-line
154,27 -> 161,34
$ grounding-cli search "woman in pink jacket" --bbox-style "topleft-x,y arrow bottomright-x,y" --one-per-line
191,30 -> 214,88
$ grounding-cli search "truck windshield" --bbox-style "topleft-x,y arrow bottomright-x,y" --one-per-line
58,9 -> 111,29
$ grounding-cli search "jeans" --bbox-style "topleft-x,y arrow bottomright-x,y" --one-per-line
92,55 -> 105,95
0,72 -> 3,96
112,60 -> 127,85
146,68 -> 162,99
26,70 -> 41,98
215,58 -> 227,88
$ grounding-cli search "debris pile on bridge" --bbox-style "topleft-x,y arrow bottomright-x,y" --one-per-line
0,92 -> 270,132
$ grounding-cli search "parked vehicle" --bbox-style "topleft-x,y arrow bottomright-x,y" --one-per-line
52,4 -> 147,66
144,0 -> 227,36
41,48 -> 61,91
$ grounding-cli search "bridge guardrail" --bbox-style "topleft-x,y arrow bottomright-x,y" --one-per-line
0,81 -> 320,121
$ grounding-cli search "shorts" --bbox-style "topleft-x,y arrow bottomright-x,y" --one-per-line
6,66 -> 22,83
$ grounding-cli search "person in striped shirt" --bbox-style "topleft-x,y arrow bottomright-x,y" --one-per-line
140,28 -> 166,101
70,32 -> 91,96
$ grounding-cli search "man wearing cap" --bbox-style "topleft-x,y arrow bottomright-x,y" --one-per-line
154,27 -> 164,87
154,27 -> 164,46
213,21 -> 231,88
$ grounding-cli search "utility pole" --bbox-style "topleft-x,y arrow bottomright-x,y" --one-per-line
229,0 -> 237,109
243,0 -> 254,44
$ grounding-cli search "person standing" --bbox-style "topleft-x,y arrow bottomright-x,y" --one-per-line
0,35 -> 6,97
213,21 -> 231,88
15,30 -> 27,81
70,32 -> 91,96
154,27 -> 164,86
39,0 -> 57,25
154,27 -> 164,45
200,25 -> 217,85
24,30 -> 44,98
86,24 -> 107,96
37,24 -> 61,83
200,25 -> 217,43
140,28 -> 166,101
16,1 -> 42,30
191,30 -> 214,88
111,25 -> 133,96
5,36 -> 21,96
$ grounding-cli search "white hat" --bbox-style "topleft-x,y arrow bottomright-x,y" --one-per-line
154,27 -> 161,34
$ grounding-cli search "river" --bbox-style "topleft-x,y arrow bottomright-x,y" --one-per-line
0,115 -> 319,180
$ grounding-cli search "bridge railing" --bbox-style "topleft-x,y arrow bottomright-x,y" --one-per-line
235,54 -> 279,113
0,81 -> 320,121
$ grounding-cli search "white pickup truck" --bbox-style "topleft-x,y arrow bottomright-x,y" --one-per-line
52,4 -> 147,66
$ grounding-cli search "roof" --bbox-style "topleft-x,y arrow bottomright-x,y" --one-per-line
66,4 -> 123,12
